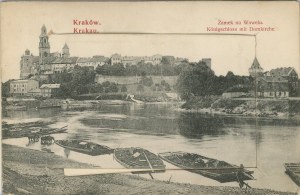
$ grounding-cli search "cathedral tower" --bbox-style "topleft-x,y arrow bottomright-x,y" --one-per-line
39,25 -> 50,64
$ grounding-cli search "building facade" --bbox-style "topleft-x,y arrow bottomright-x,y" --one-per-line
110,54 -> 162,66
9,79 -> 39,96
40,84 -> 61,97
257,76 -> 289,98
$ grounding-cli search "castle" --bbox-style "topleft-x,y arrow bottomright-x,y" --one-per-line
20,25 -> 211,79
20,25 -> 72,79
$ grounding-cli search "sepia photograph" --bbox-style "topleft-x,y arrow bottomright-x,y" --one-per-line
1,1 -> 299,194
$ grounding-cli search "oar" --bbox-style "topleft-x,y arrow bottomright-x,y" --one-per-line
242,171 -> 255,180
64,168 -> 160,176
143,151 -> 154,173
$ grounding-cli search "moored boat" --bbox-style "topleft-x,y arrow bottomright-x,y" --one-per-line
284,163 -> 300,186
158,151 -> 254,183
55,140 -> 114,156
114,147 -> 166,174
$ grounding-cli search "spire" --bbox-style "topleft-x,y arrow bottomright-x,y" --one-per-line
63,43 -> 69,49
250,57 -> 263,70
40,25 -> 47,37
249,57 -> 264,77
25,49 -> 30,55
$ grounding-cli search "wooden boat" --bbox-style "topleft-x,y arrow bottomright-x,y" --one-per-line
284,163 -> 300,186
55,140 -> 114,156
114,147 -> 166,174
158,151 -> 254,183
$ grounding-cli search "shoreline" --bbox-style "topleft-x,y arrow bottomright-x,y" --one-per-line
2,144 -> 297,195
174,107 -> 300,120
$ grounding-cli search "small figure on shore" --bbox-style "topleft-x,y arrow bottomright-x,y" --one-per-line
41,136 -> 55,145
28,134 -> 40,143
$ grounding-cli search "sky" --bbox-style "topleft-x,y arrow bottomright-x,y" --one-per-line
0,1 -> 299,82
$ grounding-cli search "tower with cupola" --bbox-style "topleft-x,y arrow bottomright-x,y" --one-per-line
39,25 -> 50,64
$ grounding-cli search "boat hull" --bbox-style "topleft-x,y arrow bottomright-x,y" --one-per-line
114,148 -> 166,174
159,152 -> 254,183
55,140 -> 113,156
284,163 -> 300,186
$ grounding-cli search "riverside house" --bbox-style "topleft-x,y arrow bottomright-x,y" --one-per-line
40,84 -> 61,97
9,79 -> 39,97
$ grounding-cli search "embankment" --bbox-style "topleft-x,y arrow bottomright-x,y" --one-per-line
181,96 -> 300,118
2,144 -> 295,195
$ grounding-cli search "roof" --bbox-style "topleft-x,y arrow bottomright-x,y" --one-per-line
39,25 -> 47,37
41,56 -> 56,64
10,79 -> 38,83
111,53 -> 121,58
52,57 -> 78,64
40,84 -> 60,89
249,57 -> 263,70
77,57 -> 91,63
269,67 -> 295,77
89,56 -> 109,63
63,43 -> 69,49
259,76 -> 288,83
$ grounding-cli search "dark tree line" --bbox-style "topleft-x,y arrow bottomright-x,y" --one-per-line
176,62 -> 254,100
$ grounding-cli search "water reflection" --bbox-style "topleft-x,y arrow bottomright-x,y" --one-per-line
2,103 -> 300,192
3,108 -> 62,119
178,113 -> 225,139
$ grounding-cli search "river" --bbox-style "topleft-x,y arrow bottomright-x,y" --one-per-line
2,102 -> 300,192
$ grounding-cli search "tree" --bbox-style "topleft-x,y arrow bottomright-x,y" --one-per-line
111,63 -> 125,76
139,76 -> 153,87
137,84 -> 144,92
176,62 -> 215,100
121,85 -> 127,92
72,66 -> 95,86
1,81 -> 10,97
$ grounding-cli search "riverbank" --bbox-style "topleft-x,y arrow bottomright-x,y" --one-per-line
180,96 -> 300,119
2,144 -> 296,195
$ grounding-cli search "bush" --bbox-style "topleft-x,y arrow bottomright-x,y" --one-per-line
139,76 -> 153,87
121,85 -> 127,92
137,84 -> 144,92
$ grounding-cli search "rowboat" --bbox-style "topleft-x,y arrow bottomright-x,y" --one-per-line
114,147 -> 166,174
55,140 -> 114,156
39,125 -> 68,135
158,151 -> 254,183
284,163 -> 300,186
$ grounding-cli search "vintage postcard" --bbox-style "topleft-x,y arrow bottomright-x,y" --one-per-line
1,1 -> 299,194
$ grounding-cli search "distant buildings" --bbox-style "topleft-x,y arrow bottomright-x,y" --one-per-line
40,84 -> 61,97
20,25 -> 199,79
9,80 -> 61,97
111,54 -> 162,66
249,58 -> 298,97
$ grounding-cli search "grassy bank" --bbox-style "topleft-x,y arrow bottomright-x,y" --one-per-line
2,144 -> 295,195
